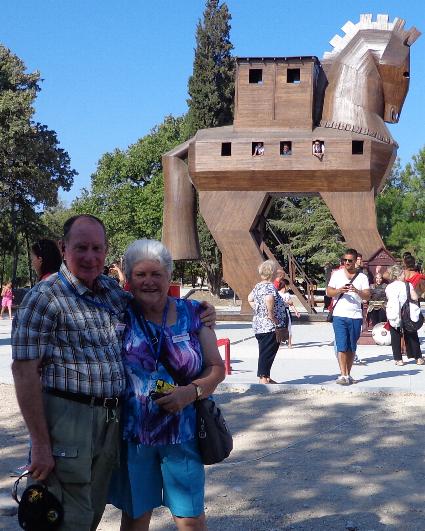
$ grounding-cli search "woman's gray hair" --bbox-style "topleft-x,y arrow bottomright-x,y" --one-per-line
258,259 -> 278,281
123,239 -> 173,279
387,264 -> 404,281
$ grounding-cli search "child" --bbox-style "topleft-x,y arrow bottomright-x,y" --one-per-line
1,282 -> 13,319
278,279 -> 300,348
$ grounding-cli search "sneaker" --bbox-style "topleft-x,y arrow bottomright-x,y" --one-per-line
347,375 -> 357,384
336,375 -> 350,386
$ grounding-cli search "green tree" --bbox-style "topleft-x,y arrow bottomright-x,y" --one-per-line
74,116 -> 186,261
186,0 -> 235,295
41,201 -> 77,239
376,150 -> 425,261
0,44 -> 76,285
268,196 -> 346,280
187,0 -> 235,136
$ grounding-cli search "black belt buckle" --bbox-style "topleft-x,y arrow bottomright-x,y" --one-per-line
103,397 -> 119,409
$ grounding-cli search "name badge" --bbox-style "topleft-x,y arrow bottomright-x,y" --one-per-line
115,322 -> 126,333
172,333 -> 190,343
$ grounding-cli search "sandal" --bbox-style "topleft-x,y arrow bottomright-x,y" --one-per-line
395,360 -> 405,366
416,358 -> 424,365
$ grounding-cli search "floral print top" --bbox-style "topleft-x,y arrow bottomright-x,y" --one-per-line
251,282 -> 286,334
121,298 -> 203,446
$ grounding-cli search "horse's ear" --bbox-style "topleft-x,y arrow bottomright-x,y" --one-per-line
404,27 -> 421,47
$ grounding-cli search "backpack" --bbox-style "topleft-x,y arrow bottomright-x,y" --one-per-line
400,282 -> 424,332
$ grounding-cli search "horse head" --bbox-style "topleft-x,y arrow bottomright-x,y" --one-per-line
322,14 -> 421,137
377,21 -> 420,123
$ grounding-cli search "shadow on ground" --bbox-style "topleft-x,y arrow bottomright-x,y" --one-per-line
3,385 -> 425,530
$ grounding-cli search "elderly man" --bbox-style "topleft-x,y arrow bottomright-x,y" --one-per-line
12,214 -> 214,530
326,248 -> 370,385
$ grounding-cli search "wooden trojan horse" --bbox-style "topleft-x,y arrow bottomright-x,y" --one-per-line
162,14 -> 421,313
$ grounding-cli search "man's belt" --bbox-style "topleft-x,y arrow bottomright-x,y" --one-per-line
44,388 -> 121,409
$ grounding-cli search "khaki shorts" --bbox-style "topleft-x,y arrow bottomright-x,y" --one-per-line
34,393 -> 121,531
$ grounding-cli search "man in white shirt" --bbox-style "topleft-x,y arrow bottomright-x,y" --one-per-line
327,249 -> 370,385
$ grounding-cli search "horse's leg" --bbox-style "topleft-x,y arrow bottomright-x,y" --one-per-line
162,142 -> 200,259
320,190 -> 385,259
199,190 -> 269,313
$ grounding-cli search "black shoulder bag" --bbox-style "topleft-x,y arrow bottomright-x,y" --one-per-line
131,300 -> 233,465
159,348 -> 233,465
327,271 -> 360,323
400,282 -> 424,332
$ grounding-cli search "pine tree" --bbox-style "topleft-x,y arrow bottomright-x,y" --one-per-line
268,196 -> 346,280
187,0 -> 235,136
186,0 -> 235,296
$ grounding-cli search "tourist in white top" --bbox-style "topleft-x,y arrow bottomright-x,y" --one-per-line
385,264 -> 423,365
327,249 -> 370,385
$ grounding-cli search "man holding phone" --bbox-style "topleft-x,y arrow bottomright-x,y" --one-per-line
327,249 -> 370,385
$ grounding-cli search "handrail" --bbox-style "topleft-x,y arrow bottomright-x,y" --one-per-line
261,221 -> 318,312
259,241 -> 317,313
265,219 -> 314,285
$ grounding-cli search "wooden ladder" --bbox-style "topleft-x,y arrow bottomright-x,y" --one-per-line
259,240 -> 317,314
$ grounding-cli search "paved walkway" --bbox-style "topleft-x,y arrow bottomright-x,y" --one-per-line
2,314 -> 424,394
213,313 -> 425,394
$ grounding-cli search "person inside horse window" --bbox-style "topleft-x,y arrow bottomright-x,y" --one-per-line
253,142 -> 264,156
281,143 -> 292,156
312,140 -> 324,161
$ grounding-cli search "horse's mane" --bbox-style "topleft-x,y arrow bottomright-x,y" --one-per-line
323,14 -> 420,60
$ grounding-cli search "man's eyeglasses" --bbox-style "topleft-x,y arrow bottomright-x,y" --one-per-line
343,258 -> 354,263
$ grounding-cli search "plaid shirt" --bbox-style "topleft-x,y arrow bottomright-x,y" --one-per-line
12,264 -> 131,397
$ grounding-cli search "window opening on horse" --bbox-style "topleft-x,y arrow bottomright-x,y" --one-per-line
280,142 -> 292,155
221,142 -> 232,156
249,69 -> 263,84
287,68 -> 300,83
252,142 -> 265,156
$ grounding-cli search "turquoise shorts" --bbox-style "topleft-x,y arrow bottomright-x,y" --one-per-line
109,439 -> 205,518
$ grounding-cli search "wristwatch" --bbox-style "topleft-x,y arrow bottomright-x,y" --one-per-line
191,382 -> 203,400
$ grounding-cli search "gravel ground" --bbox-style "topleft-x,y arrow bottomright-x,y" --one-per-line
1,383 -> 425,530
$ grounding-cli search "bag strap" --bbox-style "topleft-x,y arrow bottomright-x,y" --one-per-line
332,270 -> 361,310
405,282 -> 412,302
159,351 -> 189,386
12,472 -> 32,504
130,299 -> 198,387
130,299 -> 169,362
130,300 -> 188,386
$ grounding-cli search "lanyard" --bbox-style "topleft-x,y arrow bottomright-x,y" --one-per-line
134,299 -> 169,362
58,271 -> 119,317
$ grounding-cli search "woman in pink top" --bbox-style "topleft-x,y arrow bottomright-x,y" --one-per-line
1,282 -> 13,319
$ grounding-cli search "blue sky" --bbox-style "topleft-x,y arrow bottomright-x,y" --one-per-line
1,0 -> 424,202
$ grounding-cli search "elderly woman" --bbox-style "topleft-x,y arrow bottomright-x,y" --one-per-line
109,239 -> 225,531
385,264 -> 424,366
248,260 -> 287,384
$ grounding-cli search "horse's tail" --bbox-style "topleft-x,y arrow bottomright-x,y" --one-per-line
162,140 -> 200,259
